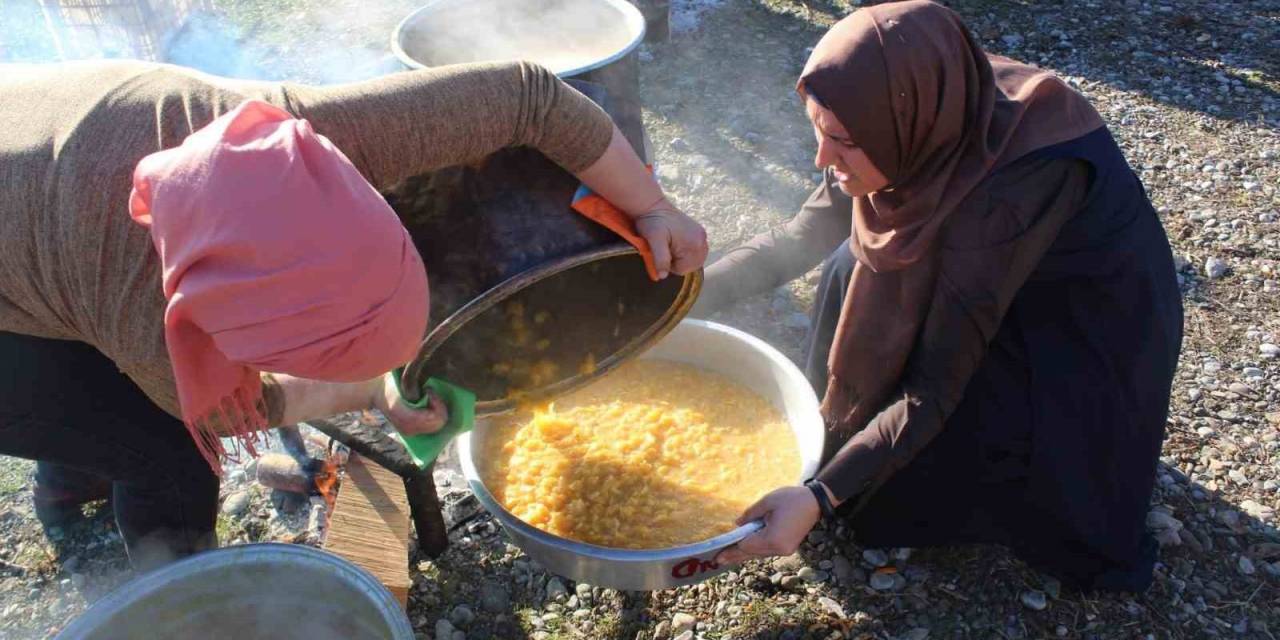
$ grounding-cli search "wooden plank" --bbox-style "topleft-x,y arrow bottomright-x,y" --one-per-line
323,454 -> 412,609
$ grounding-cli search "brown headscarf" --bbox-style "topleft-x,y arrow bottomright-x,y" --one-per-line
798,0 -> 1103,436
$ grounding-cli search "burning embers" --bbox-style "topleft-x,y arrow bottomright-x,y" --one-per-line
253,426 -> 347,516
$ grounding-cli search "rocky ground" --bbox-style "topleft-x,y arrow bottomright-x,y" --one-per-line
2,0 -> 1278,638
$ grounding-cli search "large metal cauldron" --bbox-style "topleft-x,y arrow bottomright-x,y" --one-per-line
55,544 -> 413,640
391,0 -> 648,157
456,320 -> 826,591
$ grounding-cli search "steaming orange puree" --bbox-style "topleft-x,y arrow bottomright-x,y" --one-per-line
478,360 -> 801,549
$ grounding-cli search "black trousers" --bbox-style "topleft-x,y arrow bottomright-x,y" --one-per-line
802,241 -> 1156,592
0,331 -> 218,572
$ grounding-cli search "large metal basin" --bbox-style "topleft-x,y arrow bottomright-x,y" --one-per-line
55,544 -> 413,640
457,320 -> 825,591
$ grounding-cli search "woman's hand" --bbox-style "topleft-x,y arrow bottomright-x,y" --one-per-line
575,128 -> 710,278
714,486 -> 821,566
635,202 -> 709,279
372,373 -> 449,436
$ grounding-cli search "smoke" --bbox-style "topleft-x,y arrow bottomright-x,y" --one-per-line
1,0 -> 690,84
0,0 -> 62,61
395,0 -> 640,75
0,0 -> 407,84
160,5 -> 411,85
163,12 -> 278,80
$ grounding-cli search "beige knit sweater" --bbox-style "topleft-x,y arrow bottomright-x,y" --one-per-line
0,59 -> 614,421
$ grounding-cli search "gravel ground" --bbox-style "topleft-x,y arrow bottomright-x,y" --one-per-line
2,0 -> 1279,638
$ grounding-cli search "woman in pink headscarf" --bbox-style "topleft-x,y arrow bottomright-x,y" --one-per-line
0,60 -> 706,571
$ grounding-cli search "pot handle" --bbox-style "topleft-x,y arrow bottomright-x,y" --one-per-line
388,369 -> 476,469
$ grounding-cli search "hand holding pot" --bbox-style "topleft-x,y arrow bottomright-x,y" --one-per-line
635,202 -> 709,279
373,373 -> 449,436
714,485 -> 820,565
575,127 -> 709,279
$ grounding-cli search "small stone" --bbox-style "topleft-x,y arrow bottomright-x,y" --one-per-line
1260,343 -> 1280,358
1219,510 -> 1242,528
450,605 -> 475,627
220,491 -> 251,516
479,582 -> 510,614
1205,257 -> 1229,279
1056,625 -> 1069,637
1228,382 -> 1253,396
798,567 -> 827,583
870,572 -> 897,591
1197,426 -> 1216,438
653,621 -> 670,638
1243,367 -> 1265,379
817,597 -> 845,619
903,629 -> 930,640
773,554 -> 805,572
1146,510 -> 1182,531
1238,556 -> 1256,575
671,612 -> 697,634
435,619 -> 456,639
1241,500 -> 1274,520
862,549 -> 889,567
1021,590 -> 1048,611
575,582 -> 593,604
779,575 -> 802,590
545,577 -> 568,602
831,556 -> 854,583
673,632 -> 694,640
1155,528 -> 1183,547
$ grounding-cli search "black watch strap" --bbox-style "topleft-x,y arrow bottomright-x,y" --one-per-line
804,479 -> 837,520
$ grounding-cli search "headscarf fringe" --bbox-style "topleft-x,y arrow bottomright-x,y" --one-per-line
184,390 -> 268,476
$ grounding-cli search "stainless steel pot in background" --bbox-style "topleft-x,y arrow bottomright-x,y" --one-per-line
391,0 -> 648,157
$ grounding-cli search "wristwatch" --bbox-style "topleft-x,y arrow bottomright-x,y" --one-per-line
804,478 -> 837,520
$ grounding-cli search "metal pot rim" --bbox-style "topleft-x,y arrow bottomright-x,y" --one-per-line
55,543 -> 413,639
390,0 -> 648,78
401,244 -> 702,413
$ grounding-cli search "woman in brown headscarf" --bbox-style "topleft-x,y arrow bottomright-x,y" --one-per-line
707,0 -> 1182,592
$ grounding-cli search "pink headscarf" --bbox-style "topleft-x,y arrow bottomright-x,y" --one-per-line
129,100 -> 429,474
